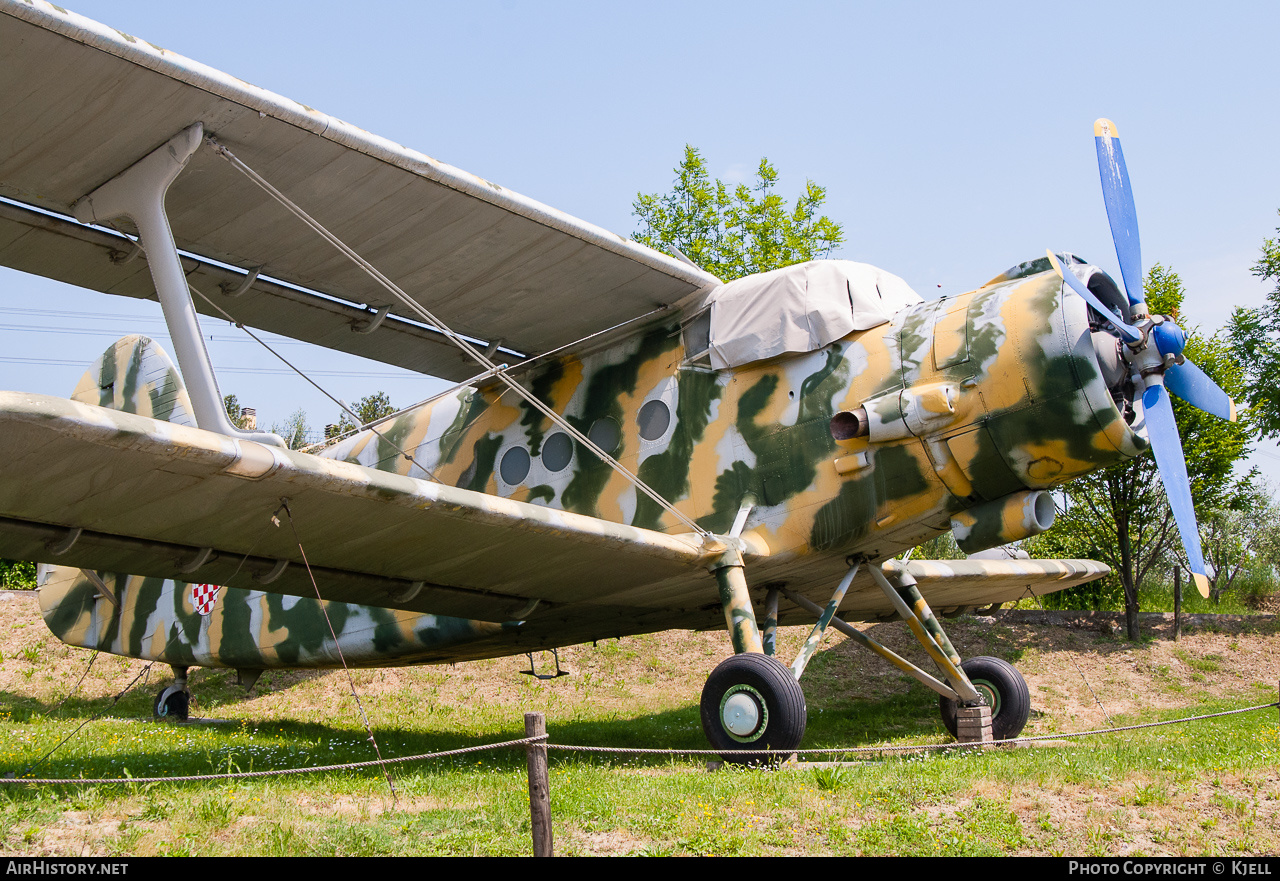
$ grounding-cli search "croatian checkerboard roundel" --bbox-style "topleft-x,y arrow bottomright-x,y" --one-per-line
190,583 -> 222,616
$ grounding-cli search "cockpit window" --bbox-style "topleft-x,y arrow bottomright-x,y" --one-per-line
682,308 -> 712,366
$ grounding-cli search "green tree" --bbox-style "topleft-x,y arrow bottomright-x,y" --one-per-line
1191,482 -> 1276,604
632,146 -> 844,281
1033,265 -> 1254,637
272,408 -> 312,451
0,558 -> 36,589
1228,211 -> 1280,438
906,531 -> 965,561
223,394 -> 253,430
332,392 -> 396,437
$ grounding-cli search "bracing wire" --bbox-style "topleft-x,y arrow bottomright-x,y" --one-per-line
207,137 -> 706,537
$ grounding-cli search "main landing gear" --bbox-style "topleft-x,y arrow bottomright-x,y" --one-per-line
153,665 -> 190,722
700,653 -> 806,761
703,549 -> 1032,762
702,543 -> 826,764
938,656 -> 1030,741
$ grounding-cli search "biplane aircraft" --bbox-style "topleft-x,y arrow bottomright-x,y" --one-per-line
0,2 -> 1237,758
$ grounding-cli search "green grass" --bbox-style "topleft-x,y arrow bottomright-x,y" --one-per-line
2,696 -> 1276,856
1,616 -> 1277,856
1010,581 -> 1268,616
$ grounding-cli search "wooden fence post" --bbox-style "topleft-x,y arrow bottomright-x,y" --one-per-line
525,712 -> 553,857
1174,567 -> 1182,642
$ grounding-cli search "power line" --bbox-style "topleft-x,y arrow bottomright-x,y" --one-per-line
0,322 -> 317,345
0,355 -> 419,378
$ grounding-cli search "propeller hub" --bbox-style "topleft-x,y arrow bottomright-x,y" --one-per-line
1151,319 -> 1186,359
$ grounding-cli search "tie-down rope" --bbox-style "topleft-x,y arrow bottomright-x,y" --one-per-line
207,137 -> 707,538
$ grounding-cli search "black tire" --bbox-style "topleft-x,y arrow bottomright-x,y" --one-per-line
154,685 -> 189,722
939,656 -> 1030,741
700,653 -> 806,764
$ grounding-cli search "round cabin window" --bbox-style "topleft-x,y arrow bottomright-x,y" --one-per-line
637,399 -> 671,441
587,417 -> 621,455
542,431 -> 573,472
499,446 -> 531,485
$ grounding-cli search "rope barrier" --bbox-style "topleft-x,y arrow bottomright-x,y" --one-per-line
6,701 -> 1272,785
3,735 -> 547,785
547,700 -> 1280,756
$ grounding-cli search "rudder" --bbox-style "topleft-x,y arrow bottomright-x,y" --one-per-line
71,334 -> 196,426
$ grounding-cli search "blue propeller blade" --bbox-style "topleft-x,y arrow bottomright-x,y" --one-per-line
1047,251 -> 1143,343
1095,118 -> 1145,311
1141,382 -> 1211,597
1165,359 -> 1238,422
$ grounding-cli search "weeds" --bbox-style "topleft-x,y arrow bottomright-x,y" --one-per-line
811,765 -> 848,791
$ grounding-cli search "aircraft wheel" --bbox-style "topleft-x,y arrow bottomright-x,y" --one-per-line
700,653 -> 806,764
939,656 -> 1030,741
153,684 -> 189,722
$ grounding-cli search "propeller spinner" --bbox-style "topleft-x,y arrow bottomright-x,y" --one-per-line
1049,118 -> 1238,598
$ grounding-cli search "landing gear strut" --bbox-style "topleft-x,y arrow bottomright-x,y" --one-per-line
777,559 -> 1035,745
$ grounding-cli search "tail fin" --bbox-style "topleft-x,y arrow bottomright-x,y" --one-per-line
71,335 -> 197,426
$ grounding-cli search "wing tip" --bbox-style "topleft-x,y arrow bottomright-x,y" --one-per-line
1094,118 -> 1118,139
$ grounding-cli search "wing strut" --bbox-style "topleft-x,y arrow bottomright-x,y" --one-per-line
71,124 -> 283,447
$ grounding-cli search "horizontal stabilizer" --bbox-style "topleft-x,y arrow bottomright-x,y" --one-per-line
877,557 -> 1109,613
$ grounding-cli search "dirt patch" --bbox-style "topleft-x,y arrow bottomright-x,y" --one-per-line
566,828 -> 649,856
291,794 -> 450,817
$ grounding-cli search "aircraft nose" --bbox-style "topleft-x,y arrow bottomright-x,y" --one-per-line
1091,329 -> 1129,392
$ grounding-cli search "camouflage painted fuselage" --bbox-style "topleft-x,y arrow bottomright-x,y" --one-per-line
39,569 -> 508,669
39,266 -> 1145,670
331,267 -> 1143,563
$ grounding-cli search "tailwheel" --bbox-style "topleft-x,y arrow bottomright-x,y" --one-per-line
700,653 -> 806,764
939,656 -> 1030,741
153,684 -> 189,722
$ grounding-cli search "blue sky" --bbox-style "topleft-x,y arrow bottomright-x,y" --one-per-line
3,1 -> 1279,474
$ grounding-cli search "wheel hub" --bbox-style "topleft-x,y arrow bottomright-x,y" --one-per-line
720,685 -> 766,739
972,680 -> 1001,715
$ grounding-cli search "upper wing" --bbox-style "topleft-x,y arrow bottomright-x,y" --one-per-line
0,1 -> 716,380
